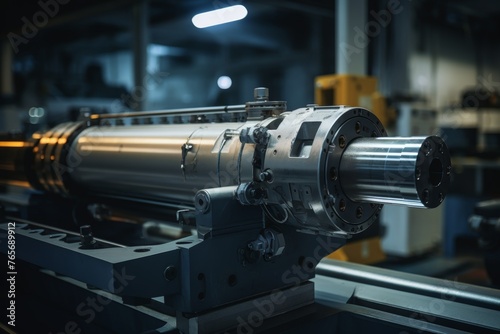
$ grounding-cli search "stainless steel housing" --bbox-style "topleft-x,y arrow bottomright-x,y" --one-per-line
18,105 -> 451,236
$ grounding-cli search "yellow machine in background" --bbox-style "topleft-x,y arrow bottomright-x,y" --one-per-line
315,74 -> 393,264
315,74 -> 393,127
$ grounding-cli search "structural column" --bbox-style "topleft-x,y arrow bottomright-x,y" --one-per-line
132,0 -> 149,111
335,0 -> 367,75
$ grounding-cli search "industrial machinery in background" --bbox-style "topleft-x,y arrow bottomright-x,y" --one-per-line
438,88 -> 500,259
315,74 -> 393,126
0,88 -> 498,334
469,199 -> 500,286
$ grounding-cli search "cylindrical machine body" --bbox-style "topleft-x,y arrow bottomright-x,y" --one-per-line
68,123 -> 256,205
0,105 -> 452,235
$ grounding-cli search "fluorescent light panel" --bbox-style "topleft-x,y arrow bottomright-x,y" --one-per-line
192,5 -> 248,29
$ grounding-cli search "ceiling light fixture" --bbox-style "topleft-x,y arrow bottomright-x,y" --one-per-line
217,76 -> 232,89
192,5 -> 248,29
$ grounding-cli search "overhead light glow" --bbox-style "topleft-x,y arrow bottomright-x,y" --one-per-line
217,76 -> 232,89
147,44 -> 185,56
192,5 -> 248,29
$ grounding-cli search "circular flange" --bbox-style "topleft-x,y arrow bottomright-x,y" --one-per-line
322,107 -> 386,234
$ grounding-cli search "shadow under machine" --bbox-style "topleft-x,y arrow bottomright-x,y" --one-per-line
1,88 -> 499,333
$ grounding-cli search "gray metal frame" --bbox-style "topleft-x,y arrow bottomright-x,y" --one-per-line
0,186 -> 346,315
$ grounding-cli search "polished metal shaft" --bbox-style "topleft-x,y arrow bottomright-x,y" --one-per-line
339,136 -> 451,208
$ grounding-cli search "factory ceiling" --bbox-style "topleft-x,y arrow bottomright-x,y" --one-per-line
3,0 -> 500,58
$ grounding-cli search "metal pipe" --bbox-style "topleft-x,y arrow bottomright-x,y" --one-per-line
91,104 -> 246,120
317,258 -> 500,309
339,136 -> 451,208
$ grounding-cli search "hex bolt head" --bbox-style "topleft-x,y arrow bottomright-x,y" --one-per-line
254,87 -> 269,101
79,225 -> 97,249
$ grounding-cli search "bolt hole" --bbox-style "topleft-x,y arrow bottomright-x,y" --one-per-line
198,198 -> 204,206
339,199 -> 346,212
329,167 -> 337,181
198,273 -> 205,280
134,248 -> 150,253
356,207 -> 363,219
339,135 -> 346,148
423,141 -> 432,156
164,266 -> 176,281
355,121 -> 361,134
198,292 -> 205,300
422,189 -> 430,204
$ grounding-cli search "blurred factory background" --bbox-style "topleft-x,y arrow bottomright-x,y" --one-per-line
1,0 -> 500,287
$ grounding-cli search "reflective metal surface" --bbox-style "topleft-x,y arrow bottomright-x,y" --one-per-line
339,136 -> 451,208
0,103 -> 451,235
69,122 -> 255,204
